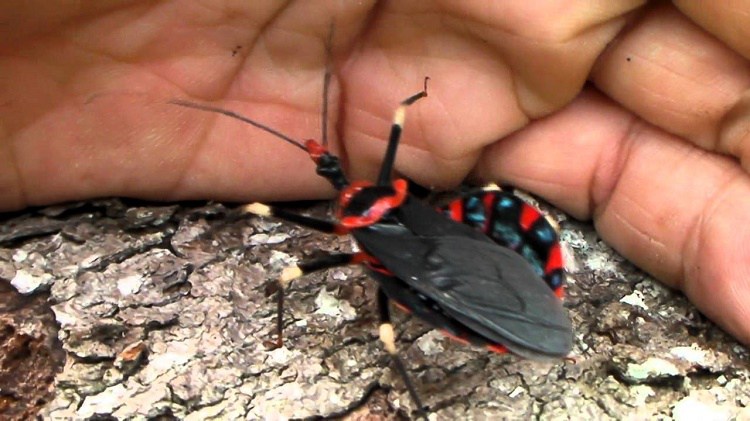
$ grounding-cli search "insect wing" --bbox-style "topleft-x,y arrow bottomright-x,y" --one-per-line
394,196 -> 493,242
442,189 -> 565,295
354,229 -> 572,358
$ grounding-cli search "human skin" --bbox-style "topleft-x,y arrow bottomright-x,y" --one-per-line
1,2 -> 749,347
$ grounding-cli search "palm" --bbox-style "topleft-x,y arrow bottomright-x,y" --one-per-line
2,2 -> 750,346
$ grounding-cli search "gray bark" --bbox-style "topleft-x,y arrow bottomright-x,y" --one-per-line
0,198 -> 747,420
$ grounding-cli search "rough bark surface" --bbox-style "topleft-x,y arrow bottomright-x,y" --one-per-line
0,198 -> 748,420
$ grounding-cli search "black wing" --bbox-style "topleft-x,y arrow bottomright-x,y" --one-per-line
354,226 -> 572,359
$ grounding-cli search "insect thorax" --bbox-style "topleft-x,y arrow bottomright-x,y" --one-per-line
336,180 -> 408,228
342,185 -> 397,216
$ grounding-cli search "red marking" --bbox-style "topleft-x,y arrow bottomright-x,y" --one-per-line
338,181 -> 372,210
305,139 -> 327,162
519,203 -> 541,231
440,331 -> 471,346
334,225 -> 350,235
545,243 -> 563,273
353,252 -> 393,276
393,302 -> 412,315
449,199 -> 464,222
486,343 -> 509,354
482,193 -> 495,232
351,252 -> 371,264
339,179 -> 408,228
437,331 -> 508,355
544,243 -> 565,299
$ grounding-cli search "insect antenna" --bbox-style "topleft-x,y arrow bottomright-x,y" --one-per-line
376,77 -> 429,186
169,99 -> 307,152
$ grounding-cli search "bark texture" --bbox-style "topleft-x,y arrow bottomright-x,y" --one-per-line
0,198 -> 747,420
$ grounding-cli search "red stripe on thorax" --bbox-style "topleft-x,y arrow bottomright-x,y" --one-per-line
338,179 -> 408,228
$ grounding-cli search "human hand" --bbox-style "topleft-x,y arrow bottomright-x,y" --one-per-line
1,2 -> 749,347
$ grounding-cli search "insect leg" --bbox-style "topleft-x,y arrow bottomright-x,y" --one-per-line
242,203 -> 344,234
271,252 -> 358,348
377,289 -> 427,417
376,77 -> 430,186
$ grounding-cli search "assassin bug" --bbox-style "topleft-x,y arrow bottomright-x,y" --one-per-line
171,73 -> 572,415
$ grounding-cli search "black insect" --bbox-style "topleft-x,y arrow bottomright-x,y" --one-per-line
172,72 -> 572,416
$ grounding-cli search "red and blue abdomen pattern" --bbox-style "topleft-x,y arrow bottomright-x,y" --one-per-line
443,188 -> 565,298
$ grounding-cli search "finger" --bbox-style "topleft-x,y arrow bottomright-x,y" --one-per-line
162,2 -> 378,203
0,3 -> 128,42
673,1 -> 750,60
591,3 -> 750,170
338,1 -> 643,187
474,89 -> 750,346
0,2 -> 377,210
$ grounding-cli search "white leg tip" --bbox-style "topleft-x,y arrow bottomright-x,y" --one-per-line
394,106 -> 406,127
243,202 -> 271,216
280,266 -> 303,284
379,323 -> 397,354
